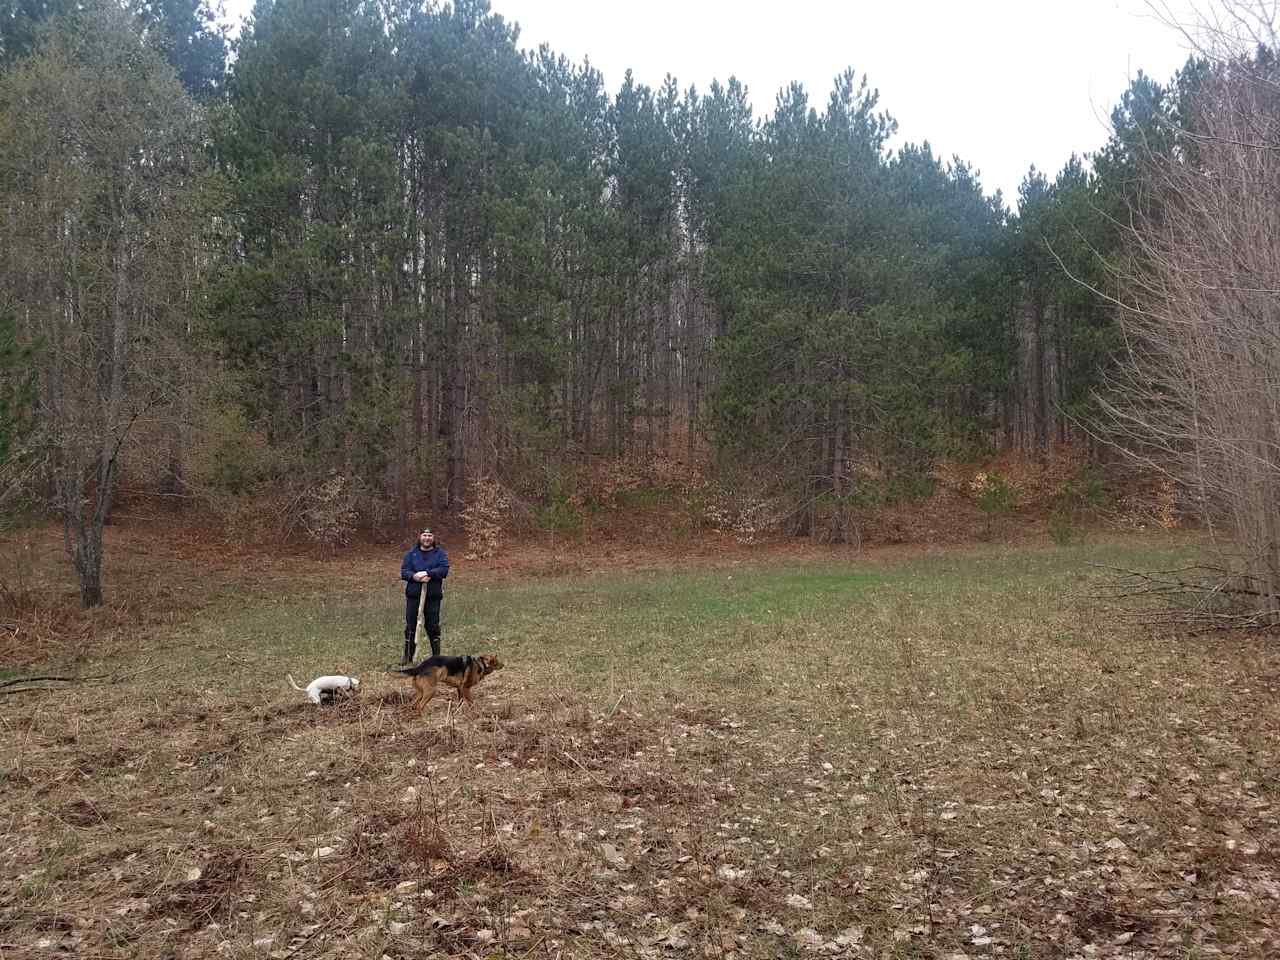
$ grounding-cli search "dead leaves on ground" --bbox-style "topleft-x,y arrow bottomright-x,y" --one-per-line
3,668 -> 1280,958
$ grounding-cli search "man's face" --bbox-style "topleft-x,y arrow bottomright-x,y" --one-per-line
419,530 -> 434,549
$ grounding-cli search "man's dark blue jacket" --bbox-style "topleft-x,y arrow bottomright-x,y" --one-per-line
401,544 -> 449,598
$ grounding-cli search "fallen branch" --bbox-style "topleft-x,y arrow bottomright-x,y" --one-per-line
0,664 -> 159,692
1087,561 -> 1280,632
1,684 -> 75,696
0,674 -> 99,689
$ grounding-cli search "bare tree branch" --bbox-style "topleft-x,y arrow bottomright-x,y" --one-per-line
1094,2 -> 1280,629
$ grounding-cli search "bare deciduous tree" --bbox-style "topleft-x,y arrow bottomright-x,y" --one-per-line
1100,2 -> 1280,625
0,0 -> 206,607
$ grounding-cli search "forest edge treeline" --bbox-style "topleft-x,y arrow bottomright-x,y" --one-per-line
5,0 -> 1276,625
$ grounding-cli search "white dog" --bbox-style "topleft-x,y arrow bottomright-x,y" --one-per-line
287,674 -> 361,705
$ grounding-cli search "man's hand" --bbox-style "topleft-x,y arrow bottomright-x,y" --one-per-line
414,572 -> 429,582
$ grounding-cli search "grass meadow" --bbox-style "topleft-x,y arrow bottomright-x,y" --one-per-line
2,533 -> 1279,958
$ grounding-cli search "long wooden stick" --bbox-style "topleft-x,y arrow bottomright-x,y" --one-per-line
414,583 -> 427,651
0,675 -> 85,689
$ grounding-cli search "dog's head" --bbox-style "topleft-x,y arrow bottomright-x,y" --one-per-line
477,655 -> 504,676
328,676 -> 360,700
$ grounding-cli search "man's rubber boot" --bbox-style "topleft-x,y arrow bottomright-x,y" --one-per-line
429,637 -> 441,657
401,639 -> 415,666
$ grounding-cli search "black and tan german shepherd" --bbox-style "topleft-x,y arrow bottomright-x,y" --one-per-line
389,654 -> 503,713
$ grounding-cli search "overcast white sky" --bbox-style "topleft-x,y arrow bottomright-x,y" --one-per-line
221,0 -> 1201,204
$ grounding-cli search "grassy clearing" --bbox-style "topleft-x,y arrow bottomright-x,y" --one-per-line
2,536 -> 1279,958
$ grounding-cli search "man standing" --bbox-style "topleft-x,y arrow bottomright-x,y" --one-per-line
400,528 -> 449,664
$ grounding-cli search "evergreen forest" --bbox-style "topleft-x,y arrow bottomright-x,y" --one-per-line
0,0 -> 1242,604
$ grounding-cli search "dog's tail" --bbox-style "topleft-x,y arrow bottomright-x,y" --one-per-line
286,673 -> 306,692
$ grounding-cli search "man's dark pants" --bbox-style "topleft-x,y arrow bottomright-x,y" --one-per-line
404,591 -> 442,659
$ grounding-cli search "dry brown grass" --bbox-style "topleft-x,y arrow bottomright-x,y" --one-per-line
1,531 -> 1279,958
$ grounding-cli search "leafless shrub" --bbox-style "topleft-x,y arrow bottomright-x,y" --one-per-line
295,473 -> 361,546
459,475 -> 512,559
